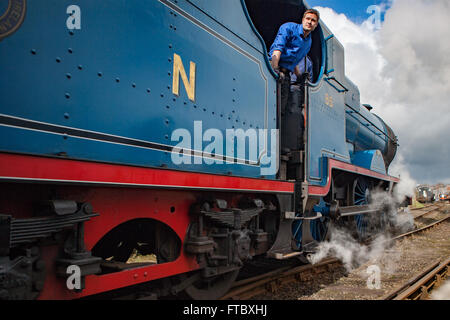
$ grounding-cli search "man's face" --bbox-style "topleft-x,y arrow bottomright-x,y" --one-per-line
302,13 -> 319,33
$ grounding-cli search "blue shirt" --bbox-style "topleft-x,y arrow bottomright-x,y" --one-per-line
269,23 -> 312,72
291,56 -> 313,83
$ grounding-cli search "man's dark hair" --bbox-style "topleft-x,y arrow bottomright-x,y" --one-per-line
303,9 -> 320,21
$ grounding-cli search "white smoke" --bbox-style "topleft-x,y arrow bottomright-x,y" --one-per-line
431,280 -> 450,300
308,189 -> 414,271
370,190 -> 415,233
390,155 -> 417,203
307,226 -> 390,272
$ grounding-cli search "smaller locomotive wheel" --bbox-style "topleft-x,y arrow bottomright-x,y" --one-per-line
310,179 -> 335,243
310,216 -> 330,242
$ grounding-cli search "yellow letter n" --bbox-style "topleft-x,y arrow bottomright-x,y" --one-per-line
172,53 -> 196,102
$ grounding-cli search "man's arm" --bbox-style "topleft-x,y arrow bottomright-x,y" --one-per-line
269,23 -> 292,70
294,65 -> 301,77
271,50 -> 282,70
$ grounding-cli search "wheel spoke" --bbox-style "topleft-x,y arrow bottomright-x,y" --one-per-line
355,191 -> 366,198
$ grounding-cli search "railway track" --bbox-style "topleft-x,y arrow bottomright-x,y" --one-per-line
220,258 -> 342,300
382,257 -> 450,300
390,216 -> 449,242
220,204 -> 449,300
408,203 -> 442,219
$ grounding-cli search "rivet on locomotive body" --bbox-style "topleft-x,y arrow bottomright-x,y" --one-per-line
68,48 -> 73,54
132,83 -> 136,88
30,49 -> 36,55
56,57 -> 61,63
116,78 -> 120,83
66,73 -> 72,79
77,65 -> 83,70
147,88 -> 151,93
97,72 -> 103,77
64,113 -> 70,119
65,93 -> 71,99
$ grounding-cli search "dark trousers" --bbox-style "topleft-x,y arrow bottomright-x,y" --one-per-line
280,71 -> 291,117
281,77 -> 305,153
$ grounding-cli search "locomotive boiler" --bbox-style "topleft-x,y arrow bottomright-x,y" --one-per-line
0,0 -> 399,300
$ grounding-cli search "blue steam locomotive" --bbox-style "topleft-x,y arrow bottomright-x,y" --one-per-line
0,0 -> 398,299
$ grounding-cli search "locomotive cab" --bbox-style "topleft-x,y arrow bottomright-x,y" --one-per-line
244,0 -> 325,84
244,0 -> 326,182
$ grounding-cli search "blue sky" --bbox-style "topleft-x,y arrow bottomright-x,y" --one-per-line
306,0 -> 390,24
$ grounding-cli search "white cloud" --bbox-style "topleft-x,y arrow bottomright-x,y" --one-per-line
314,0 -> 450,184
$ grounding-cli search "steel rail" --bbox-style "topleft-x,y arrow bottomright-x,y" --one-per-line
391,216 -> 450,242
409,204 -> 438,211
382,257 -> 450,300
411,204 -> 442,219
220,258 -> 341,300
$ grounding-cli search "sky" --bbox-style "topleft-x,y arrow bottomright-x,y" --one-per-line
303,0 -> 450,187
306,0 -> 390,23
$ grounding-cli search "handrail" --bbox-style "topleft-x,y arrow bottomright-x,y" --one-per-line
240,0 -> 279,79
325,76 -> 348,93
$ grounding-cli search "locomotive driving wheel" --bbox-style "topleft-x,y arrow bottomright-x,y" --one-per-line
351,177 -> 373,240
351,177 -> 388,240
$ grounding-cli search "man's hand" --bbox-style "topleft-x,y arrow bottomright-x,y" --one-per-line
271,51 -> 285,81
295,72 -> 310,85
272,66 -> 285,81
